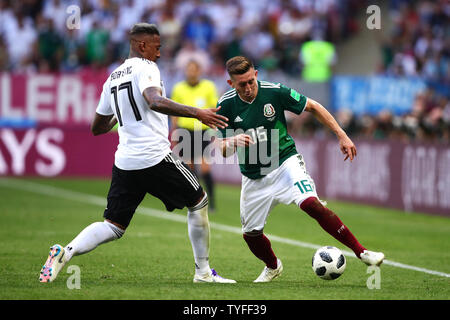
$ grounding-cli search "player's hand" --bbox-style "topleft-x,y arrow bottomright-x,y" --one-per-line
219,134 -> 254,158
197,106 -> 228,130
230,134 -> 255,147
339,135 -> 357,161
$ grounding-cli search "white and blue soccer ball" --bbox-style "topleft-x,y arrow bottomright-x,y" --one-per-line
312,246 -> 346,280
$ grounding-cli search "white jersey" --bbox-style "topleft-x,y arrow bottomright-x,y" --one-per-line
96,57 -> 171,170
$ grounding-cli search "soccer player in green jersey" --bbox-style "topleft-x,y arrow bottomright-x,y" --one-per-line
216,56 -> 384,282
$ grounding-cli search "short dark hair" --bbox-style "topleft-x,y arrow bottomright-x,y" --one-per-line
226,56 -> 254,76
129,23 -> 160,37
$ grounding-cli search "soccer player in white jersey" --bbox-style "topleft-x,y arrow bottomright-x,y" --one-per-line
39,23 -> 235,284
215,56 -> 384,282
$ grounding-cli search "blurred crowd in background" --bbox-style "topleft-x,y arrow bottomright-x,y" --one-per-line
292,86 -> 450,143
381,0 -> 449,83
0,0 -> 448,143
0,0 -> 361,73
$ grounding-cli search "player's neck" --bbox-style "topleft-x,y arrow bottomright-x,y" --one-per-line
128,51 -> 145,60
187,79 -> 199,87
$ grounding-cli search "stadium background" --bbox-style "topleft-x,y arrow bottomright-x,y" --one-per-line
0,0 -> 449,302
0,0 -> 448,216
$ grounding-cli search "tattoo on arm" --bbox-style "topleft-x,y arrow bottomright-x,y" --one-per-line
143,87 -> 198,118
91,114 -> 116,136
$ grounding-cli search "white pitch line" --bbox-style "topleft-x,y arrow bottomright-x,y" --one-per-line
1,178 -> 449,279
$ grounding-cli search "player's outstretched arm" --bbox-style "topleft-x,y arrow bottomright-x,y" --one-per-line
143,87 -> 228,129
304,98 -> 357,161
91,113 -> 118,136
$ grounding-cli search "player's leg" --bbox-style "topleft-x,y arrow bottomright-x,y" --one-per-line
300,197 -> 384,265
199,130 -> 216,212
300,197 -> 365,256
187,191 -> 210,275
39,165 -> 145,283
243,230 -> 277,269
186,193 -> 233,283
285,155 -> 384,265
63,220 -> 126,261
151,153 -> 235,283
243,229 -> 283,283
39,220 -> 127,283
240,175 -> 283,282
65,165 -> 145,260
200,159 -> 215,212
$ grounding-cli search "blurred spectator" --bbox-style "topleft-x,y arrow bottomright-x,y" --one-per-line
0,0 -> 447,143
0,35 -> 8,70
85,20 -> 109,68
182,12 -> 214,51
277,3 -> 313,42
155,0 -> 182,56
300,38 -> 336,82
223,27 -> 244,61
174,40 -> 211,72
117,0 -> 143,32
0,0 -> 362,77
335,108 -> 358,137
381,0 -> 449,83
2,4 -> 37,70
356,89 -> 450,143
240,23 -> 275,63
204,0 -> 240,44
372,110 -> 395,140
42,0 -> 67,34
61,27 -> 83,72
36,16 -> 64,72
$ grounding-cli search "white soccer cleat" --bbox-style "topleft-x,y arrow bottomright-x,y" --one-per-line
39,244 -> 67,283
193,269 -> 236,283
360,250 -> 385,266
254,259 -> 283,283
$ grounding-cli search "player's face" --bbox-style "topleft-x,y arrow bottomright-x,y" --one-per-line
185,61 -> 201,84
141,34 -> 161,62
228,68 -> 258,103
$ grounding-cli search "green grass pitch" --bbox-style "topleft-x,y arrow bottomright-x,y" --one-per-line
0,177 -> 449,300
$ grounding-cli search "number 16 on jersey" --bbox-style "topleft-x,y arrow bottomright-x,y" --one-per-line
295,179 -> 314,194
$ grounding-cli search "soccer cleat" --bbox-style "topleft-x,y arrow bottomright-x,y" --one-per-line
193,269 -> 236,283
360,250 -> 385,266
39,244 -> 67,283
254,259 -> 283,283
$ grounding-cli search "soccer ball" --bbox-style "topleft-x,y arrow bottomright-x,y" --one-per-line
312,246 -> 346,280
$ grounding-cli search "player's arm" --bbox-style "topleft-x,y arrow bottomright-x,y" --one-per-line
304,98 -> 357,161
169,86 -> 181,132
217,134 -> 255,157
143,87 -> 228,129
91,113 -> 118,136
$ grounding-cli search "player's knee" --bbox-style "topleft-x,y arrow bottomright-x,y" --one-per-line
187,192 -> 209,226
104,220 -> 125,239
300,196 -> 320,209
189,192 -> 208,212
300,197 -> 331,220
243,229 -> 263,237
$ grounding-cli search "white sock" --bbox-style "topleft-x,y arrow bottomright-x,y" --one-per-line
64,221 -> 124,261
187,193 -> 210,275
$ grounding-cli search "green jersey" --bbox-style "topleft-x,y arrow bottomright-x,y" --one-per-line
217,80 -> 307,179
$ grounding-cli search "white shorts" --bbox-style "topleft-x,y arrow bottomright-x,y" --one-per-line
240,154 -> 318,233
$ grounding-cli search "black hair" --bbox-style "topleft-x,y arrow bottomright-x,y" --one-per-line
129,23 -> 160,36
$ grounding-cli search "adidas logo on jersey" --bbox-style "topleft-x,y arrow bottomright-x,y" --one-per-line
234,116 -> 243,122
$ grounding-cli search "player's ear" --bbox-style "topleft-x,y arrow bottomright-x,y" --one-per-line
227,79 -> 234,88
137,41 -> 144,53
254,69 -> 258,78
